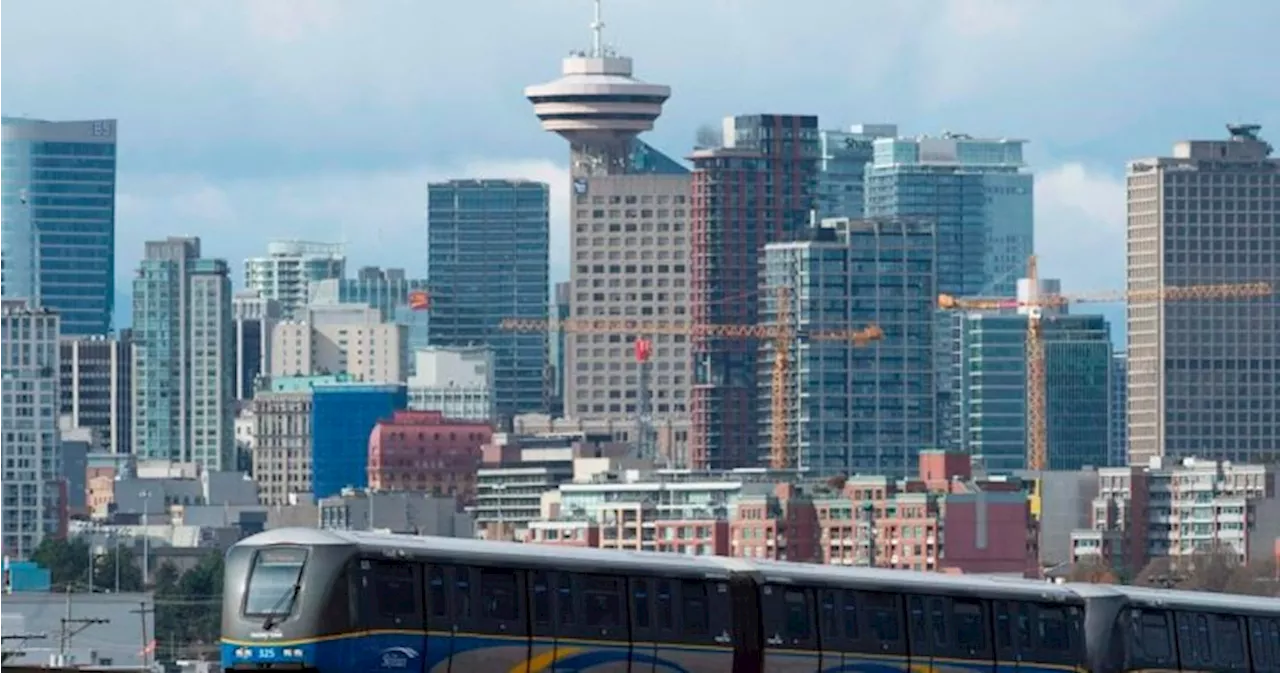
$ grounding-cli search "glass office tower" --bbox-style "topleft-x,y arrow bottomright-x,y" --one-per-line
427,179 -> 550,421
2,117 -> 117,335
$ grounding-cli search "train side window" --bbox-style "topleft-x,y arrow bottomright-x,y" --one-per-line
1125,609 -> 1175,669
1176,611 -> 1214,667
531,571 -> 551,626
370,560 -> 422,628
840,590 -> 859,641
656,580 -> 675,632
584,576 -> 623,627
862,592 -> 904,655
453,567 -> 473,621
928,597 -> 948,649
1013,602 -> 1033,652
480,568 -> 519,621
1213,614 -> 1247,670
632,579 -> 651,629
908,595 -> 929,653
819,590 -> 839,644
681,580 -> 710,636
993,601 -> 1013,653
427,566 -> 448,619
1249,617 -> 1280,673
784,589 -> 813,642
1036,605 -> 1070,652
952,598 -> 989,657
556,573 -> 576,626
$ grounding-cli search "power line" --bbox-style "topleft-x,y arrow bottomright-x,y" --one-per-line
130,601 -> 155,670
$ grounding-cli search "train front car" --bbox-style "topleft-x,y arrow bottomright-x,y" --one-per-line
221,528 -> 360,673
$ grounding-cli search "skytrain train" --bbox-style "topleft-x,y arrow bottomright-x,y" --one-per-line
221,528 -> 1280,673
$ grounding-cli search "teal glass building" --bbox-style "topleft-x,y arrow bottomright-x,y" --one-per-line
426,179 -> 549,421
954,311 -> 1112,471
759,218 -> 937,476
2,117 -> 117,335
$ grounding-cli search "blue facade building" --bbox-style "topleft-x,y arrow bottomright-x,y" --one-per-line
1,117 -> 117,335
955,310 -> 1112,472
427,179 -> 549,421
311,382 -> 406,498
816,124 -> 897,220
760,218 -> 937,476
866,132 -> 1034,451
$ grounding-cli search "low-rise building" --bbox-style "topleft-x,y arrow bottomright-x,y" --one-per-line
407,346 -> 494,422
366,410 -> 491,504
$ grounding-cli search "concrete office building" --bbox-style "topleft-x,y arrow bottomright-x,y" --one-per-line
526,5 -> 693,454
1126,124 -> 1279,465
760,218 -> 936,476
1,117 -> 117,335
59,332 -> 132,454
131,238 -> 236,470
407,346 -> 494,422
1,300 -> 62,559
271,303 -> 406,384
244,240 -> 345,320
232,290 -> 281,401
427,179 -> 549,421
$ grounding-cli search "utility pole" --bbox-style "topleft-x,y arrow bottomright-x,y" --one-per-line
131,601 -> 155,670
59,589 -> 110,664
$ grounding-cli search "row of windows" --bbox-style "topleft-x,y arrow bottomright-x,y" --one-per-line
1128,607 -> 1280,672
358,559 -> 1085,664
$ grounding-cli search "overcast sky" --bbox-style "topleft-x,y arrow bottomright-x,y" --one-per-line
3,0 -> 1278,335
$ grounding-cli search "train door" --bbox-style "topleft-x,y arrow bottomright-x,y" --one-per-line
761,583 -> 821,672
359,559 -> 426,673
906,595 -> 934,670
816,589 -> 846,670
474,566 -> 530,671
528,569 -> 557,672
628,577 -> 658,673
992,600 -> 1022,672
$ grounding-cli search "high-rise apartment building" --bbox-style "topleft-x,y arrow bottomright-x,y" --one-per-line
866,132 -> 1034,452
131,237 -> 235,470
1126,124 -> 1279,465
244,240 -> 345,320
760,219 -> 936,475
1,300 -> 62,558
1,118 -> 117,336
59,332 -> 132,454
271,304 -> 406,383
688,114 -> 820,470
526,8 -> 692,457
232,291 -> 281,401
426,179 -> 549,421
954,290 -> 1112,472
816,124 -> 897,220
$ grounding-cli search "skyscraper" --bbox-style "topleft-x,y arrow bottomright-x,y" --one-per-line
760,218 -> 936,475
1,300 -> 62,558
1126,124 -> 1279,465
1,118 -> 117,336
131,237 -> 235,470
232,291 -> 281,401
426,179 -> 549,420
816,124 -> 897,220
526,3 -> 692,453
688,114 -> 820,470
865,131 -> 1034,452
244,240 -> 345,320
60,332 -> 133,454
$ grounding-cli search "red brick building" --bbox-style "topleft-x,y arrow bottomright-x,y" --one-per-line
366,410 -> 491,504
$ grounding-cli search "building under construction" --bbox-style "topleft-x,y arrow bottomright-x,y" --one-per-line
688,114 -> 820,470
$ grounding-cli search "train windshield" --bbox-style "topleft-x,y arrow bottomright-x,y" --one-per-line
243,547 -> 308,619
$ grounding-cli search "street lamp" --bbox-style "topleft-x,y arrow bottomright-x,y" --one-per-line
139,490 -> 152,585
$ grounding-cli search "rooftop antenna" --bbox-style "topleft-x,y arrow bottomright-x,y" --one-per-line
590,0 -> 604,57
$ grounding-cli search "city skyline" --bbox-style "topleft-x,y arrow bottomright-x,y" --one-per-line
4,0 -> 1277,336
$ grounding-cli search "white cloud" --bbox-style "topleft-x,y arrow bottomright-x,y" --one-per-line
1034,162 -> 1127,293
115,159 -> 571,287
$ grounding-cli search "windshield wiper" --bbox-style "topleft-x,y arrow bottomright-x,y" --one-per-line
261,581 -> 302,630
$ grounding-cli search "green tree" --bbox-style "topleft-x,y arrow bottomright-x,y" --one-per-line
30,536 -> 90,590
154,553 -> 224,661
92,545 -> 145,592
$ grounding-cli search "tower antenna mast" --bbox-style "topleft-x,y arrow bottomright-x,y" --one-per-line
591,0 -> 605,57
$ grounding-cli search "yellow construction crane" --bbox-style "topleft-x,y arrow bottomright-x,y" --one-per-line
501,286 -> 884,470
938,255 -> 1273,472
